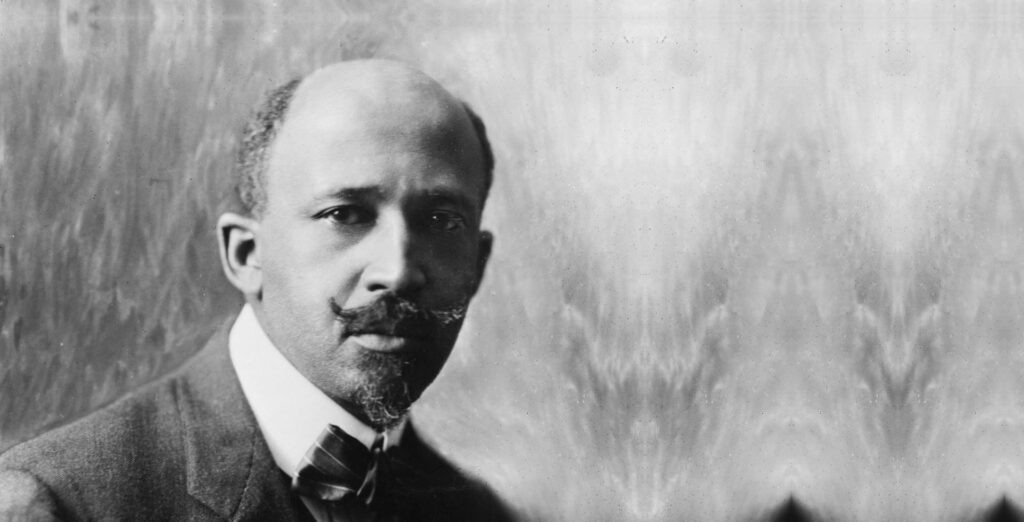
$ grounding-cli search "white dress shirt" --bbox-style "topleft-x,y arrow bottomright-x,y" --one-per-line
228,304 -> 403,478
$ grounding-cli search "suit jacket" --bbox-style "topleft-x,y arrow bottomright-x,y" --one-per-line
0,321 -> 513,521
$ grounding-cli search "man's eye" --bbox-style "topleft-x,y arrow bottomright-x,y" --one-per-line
428,210 -> 467,232
320,206 -> 374,226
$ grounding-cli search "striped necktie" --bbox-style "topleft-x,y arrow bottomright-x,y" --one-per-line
292,424 -> 391,510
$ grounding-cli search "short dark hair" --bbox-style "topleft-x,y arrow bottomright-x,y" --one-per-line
233,79 -> 495,217
234,78 -> 302,216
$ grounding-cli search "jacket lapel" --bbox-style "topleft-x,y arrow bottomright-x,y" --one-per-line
173,318 -> 302,521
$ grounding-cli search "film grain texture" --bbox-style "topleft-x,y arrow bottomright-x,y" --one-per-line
2,1 -> 1023,521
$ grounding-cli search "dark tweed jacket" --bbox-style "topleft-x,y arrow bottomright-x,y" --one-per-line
0,322 -> 513,521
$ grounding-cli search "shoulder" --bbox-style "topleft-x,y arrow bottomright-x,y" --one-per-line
0,322 -> 235,519
0,370 -> 191,518
0,369 -> 183,465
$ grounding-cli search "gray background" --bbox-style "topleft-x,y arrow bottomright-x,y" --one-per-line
2,1 -> 1022,520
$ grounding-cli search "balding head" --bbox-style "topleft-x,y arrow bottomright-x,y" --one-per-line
234,60 -> 493,217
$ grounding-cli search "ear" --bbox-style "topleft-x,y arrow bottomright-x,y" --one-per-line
217,212 -> 262,299
470,230 -> 494,296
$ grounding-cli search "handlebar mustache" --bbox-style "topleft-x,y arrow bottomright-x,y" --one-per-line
329,294 -> 468,339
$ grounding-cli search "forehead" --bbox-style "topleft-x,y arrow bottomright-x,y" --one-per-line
265,64 -> 487,206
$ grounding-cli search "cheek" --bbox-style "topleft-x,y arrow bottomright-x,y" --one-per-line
426,243 -> 483,295
260,230 -> 325,302
261,231 -> 363,307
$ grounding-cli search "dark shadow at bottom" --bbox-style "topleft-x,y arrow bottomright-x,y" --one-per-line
974,497 -> 1024,522
764,496 -> 820,522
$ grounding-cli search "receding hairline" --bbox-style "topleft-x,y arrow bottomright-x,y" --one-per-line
233,60 -> 495,216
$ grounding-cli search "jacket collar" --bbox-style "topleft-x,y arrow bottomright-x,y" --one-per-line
171,317 -> 301,521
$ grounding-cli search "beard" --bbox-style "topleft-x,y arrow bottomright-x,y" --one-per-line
350,349 -> 416,430
331,294 -> 468,430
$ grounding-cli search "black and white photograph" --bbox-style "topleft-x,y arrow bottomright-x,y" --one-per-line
1,1 -> 1023,520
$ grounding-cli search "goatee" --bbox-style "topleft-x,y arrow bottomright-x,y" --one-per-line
330,293 -> 469,430
352,349 -> 416,430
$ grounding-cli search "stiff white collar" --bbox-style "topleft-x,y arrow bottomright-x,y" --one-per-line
228,304 -> 404,477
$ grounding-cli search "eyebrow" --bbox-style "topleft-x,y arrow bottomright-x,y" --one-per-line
425,189 -> 479,213
311,186 -> 385,205
309,185 -> 481,213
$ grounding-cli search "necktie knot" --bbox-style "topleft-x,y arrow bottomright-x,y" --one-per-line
292,425 -> 391,508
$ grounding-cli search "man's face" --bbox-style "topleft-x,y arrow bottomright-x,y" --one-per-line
250,67 -> 490,429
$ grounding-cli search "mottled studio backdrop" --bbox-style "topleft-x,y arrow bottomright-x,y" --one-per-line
2,1 -> 1024,521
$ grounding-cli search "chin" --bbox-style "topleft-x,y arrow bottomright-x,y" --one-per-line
340,349 -> 429,430
325,337 -> 453,429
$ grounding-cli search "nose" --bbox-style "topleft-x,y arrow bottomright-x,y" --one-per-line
360,215 -> 427,296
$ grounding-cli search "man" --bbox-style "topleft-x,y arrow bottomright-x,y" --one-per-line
0,60 -> 513,521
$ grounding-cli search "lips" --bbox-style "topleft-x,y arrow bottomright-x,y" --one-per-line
345,318 -> 433,340
345,320 -> 432,353
348,333 -> 422,353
